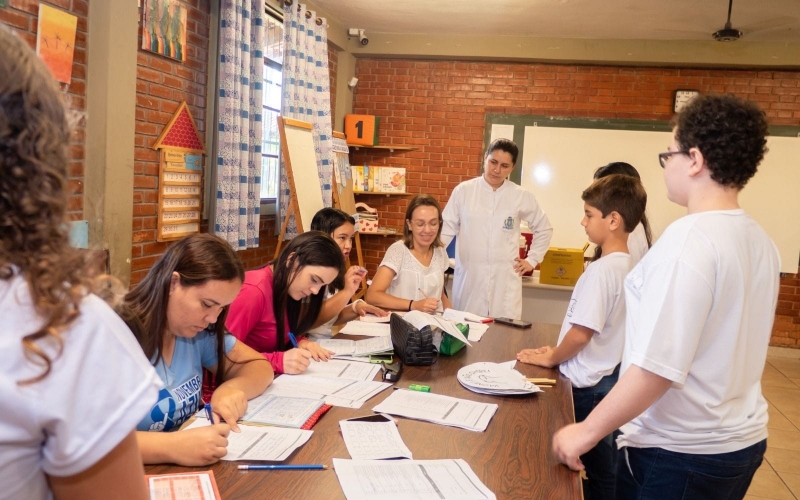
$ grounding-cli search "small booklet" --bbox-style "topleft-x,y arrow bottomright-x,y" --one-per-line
319,336 -> 393,357
146,471 -> 221,500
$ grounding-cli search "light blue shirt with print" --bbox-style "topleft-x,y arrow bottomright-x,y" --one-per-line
137,330 -> 236,432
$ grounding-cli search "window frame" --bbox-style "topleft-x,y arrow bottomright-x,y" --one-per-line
260,8 -> 284,215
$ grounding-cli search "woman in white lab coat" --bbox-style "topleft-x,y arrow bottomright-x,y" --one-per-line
441,139 -> 553,319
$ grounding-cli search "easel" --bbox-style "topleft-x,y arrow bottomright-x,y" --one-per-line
273,117 -> 325,259
331,131 -> 366,300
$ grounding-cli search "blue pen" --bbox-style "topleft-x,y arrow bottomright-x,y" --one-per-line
204,403 -> 214,424
288,331 -> 299,348
238,464 -> 327,471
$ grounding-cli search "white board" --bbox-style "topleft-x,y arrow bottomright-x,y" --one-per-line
520,126 -> 800,274
282,120 -> 325,232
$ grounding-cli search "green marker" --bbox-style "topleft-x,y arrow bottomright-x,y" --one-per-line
409,384 -> 430,392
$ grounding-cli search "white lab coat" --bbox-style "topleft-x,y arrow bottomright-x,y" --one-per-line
441,176 -> 553,319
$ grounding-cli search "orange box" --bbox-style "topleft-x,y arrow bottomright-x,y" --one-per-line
344,114 -> 379,146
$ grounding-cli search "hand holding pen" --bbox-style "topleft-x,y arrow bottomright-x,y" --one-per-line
413,288 -> 440,314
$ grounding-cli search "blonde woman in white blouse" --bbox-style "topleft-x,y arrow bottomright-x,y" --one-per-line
367,194 -> 452,314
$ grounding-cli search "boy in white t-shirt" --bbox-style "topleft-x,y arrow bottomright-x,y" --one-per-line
552,94 -> 780,500
518,174 -> 647,500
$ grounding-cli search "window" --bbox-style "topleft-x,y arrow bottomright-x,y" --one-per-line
261,12 -> 283,203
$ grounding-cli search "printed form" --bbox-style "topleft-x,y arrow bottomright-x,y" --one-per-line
182,419 -> 312,461
339,321 -> 391,336
339,419 -> 412,460
333,458 -> 496,500
300,359 -> 382,381
372,390 -> 497,432
266,374 -> 391,409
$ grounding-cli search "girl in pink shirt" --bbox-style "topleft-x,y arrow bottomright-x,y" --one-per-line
225,231 -> 345,374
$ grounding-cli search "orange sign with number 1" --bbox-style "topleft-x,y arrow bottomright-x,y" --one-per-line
344,114 -> 379,145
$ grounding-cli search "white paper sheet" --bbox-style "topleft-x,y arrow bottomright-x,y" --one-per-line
402,311 -> 471,346
333,458 -> 496,500
148,472 -> 218,500
442,308 -> 491,324
465,322 -> 490,341
339,420 -> 412,460
372,390 -> 497,432
182,419 -> 312,461
339,321 -> 391,336
319,336 -> 393,356
299,359 -> 382,381
266,374 -> 391,409
490,123 -> 514,143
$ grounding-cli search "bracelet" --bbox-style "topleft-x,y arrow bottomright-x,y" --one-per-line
351,299 -> 364,314
408,299 -> 413,312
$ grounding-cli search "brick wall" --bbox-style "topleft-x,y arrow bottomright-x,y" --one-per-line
350,59 -> 800,347
131,0 -> 211,285
1,0 -> 89,221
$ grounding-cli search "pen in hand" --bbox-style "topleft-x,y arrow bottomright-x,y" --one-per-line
288,331 -> 300,348
204,403 -> 214,424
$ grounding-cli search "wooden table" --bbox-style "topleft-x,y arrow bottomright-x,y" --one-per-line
146,322 -> 582,499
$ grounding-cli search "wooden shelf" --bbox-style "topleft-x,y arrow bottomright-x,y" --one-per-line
353,191 -> 412,197
359,230 -> 399,237
347,144 -> 417,152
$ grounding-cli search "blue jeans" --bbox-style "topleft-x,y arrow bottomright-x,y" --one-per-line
572,365 -> 620,500
616,439 -> 766,500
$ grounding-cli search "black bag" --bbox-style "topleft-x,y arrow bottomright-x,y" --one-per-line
389,313 -> 438,366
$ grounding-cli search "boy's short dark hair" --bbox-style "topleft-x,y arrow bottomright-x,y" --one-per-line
486,138 -> 519,165
582,174 -> 646,233
672,94 -> 769,190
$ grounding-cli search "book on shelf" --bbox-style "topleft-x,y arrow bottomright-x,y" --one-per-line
350,166 -> 406,193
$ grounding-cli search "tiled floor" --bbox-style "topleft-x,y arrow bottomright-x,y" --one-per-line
745,354 -> 800,500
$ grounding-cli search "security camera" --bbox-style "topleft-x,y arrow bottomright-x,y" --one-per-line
348,28 -> 369,46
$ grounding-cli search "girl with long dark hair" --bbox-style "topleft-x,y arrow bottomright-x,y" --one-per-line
225,231 -> 346,374
120,233 -> 273,466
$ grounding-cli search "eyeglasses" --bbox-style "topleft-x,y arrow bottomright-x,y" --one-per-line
658,151 -> 689,168
409,220 -> 441,230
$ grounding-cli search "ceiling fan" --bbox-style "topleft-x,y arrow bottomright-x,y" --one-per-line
713,0 -> 742,41
656,0 -> 795,42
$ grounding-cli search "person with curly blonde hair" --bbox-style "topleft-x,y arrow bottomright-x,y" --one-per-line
0,28 -> 162,500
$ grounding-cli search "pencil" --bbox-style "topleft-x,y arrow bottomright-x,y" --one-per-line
238,464 -> 327,471
418,288 -> 429,299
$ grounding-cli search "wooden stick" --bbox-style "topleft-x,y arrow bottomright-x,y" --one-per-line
525,378 -> 557,385
274,198 -> 294,259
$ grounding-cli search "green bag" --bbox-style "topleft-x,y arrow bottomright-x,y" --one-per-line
439,323 -> 468,356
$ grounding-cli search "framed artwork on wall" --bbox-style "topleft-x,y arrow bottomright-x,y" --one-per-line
36,4 -> 78,84
141,0 -> 187,62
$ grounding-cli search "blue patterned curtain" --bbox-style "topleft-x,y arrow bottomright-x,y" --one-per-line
277,2 -> 333,237
214,0 -> 265,250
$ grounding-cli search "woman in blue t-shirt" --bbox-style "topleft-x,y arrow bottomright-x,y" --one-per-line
119,234 -> 274,466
